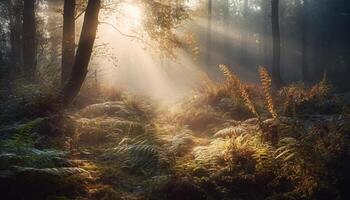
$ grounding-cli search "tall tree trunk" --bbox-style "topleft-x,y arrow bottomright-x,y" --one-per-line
9,0 -> 23,76
223,0 -> 230,58
62,0 -> 101,105
271,0 -> 283,87
206,0 -> 212,70
62,0 -> 76,85
240,0 -> 248,65
22,0 -> 36,82
301,0 -> 308,82
0,44 -> 3,67
262,0 -> 270,67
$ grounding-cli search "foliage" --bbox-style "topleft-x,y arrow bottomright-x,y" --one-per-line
104,134 -> 175,173
0,130 -> 66,169
278,75 -> 332,116
122,94 -> 155,119
142,0 -> 190,60
219,64 -> 259,118
275,121 -> 350,198
259,66 -> 278,119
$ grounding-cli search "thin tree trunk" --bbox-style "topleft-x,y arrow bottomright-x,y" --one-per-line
62,0 -> 101,105
271,0 -> 283,87
223,0 -> 230,58
206,0 -> 212,70
22,0 -> 36,82
9,1 -> 23,75
240,0 -> 248,65
262,0 -> 270,67
301,0 -> 308,82
62,0 -> 76,85
0,43 -> 3,67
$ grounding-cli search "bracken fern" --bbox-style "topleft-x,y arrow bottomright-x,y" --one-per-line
259,66 -> 278,119
219,64 -> 259,118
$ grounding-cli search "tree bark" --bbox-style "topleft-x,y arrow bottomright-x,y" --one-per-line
62,0 -> 76,85
240,0 -> 248,65
223,0 -> 230,58
271,0 -> 283,87
22,0 -> 36,82
206,0 -> 212,70
8,0 -> 23,75
301,0 -> 308,82
62,0 -> 101,105
262,0 -> 270,67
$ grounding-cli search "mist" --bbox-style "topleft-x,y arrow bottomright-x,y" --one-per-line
1,1 -> 350,199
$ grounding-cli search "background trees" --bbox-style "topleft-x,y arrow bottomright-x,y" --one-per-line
195,0 -> 350,89
0,0 -> 350,102
62,0 -> 101,105
61,0 -> 76,85
271,0 -> 283,87
22,0 -> 36,82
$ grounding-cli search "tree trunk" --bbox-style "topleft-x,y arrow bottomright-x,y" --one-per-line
262,0 -> 270,67
62,0 -> 76,85
301,0 -> 308,82
22,0 -> 36,82
223,0 -> 230,58
240,0 -> 248,65
62,0 -> 101,105
206,0 -> 212,70
271,0 -> 283,87
9,0 -> 23,76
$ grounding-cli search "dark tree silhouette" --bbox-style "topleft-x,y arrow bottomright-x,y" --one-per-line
206,0 -> 212,70
8,0 -> 23,75
22,0 -> 36,82
240,0 -> 248,65
271,0 -> 283,87
301,0 -> 309,82
262,0 -> 270,67
62,0 -> 76,85
62,0 -> 101,105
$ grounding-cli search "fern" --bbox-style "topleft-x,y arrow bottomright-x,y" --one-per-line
219,64 -> 259,118
278,76 -> 331,116
223,133 -> 275,170
275,137 -> 298,162
106,136 -> 175,171
193,138 -> 230,167
214,126 -> 246,138
259,66 -> 278,119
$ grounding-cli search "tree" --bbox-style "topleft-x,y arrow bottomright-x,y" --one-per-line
301,0 -> 308,82
62,0 -> 101,105
271,0 -> 283,87
7,0 -> 23,75
262,0 -> 270,67
240,0 -> 248,65
22,0 -> 36,82
206,0 -> 212,70
223,0 -> 230,58
62,0 -> 76,85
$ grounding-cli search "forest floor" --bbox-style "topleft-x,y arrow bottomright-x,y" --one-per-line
70,100 -> 215,200
70,85 -> 350,200
1,71 -> 350,200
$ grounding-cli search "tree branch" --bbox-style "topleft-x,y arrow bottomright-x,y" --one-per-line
98,21 -> 153,47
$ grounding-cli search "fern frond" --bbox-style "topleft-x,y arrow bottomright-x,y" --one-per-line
214,126 -> 246,138
107,136 -> 174,171
274,137 -> 299,162
259,66 -> 277,119
219,64 -> 259,118
219,64 -> 239,84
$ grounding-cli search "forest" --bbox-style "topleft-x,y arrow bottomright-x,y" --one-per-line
0,0 -> 350,199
